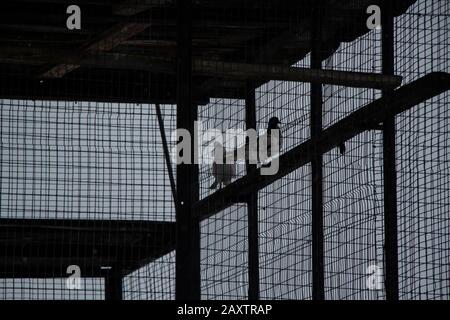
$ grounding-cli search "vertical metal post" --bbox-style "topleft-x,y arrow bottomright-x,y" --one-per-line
382,0 -> 399,300
176,0 -> 201,300
104,266 -> 123,300
245,82 -> 259,300
311,2 -> 325,300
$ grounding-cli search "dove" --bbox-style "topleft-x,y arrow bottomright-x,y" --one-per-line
224,116 -> 282,166
210,141 -> 236,189
265,116 -> 282,156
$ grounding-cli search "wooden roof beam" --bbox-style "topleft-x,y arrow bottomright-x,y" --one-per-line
194,60 -> 403,90
0,44 -> 402,90
77,54 -> 402,90
113,0 -> 174,16
40,22 -> 149,79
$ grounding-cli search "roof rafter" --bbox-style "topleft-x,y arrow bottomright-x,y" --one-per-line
40,22 -> 149,78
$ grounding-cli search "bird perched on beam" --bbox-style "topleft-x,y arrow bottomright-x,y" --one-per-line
339,142 -> 346,155
264,116 -> 282,160
210,141 -> 236,189
224,116 -> 282,165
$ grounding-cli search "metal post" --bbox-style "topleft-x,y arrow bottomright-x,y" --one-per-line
245,82 -> 259,300
176,0 -> 201,300
311,2 -> 325,300
104,266 -> 123,301
382,0 -> 399,300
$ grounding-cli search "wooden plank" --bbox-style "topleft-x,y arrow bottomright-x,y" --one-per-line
193,72 -> 450,221
194,60 -> 403,90
83,23 -> 149,52
1,47 -> 402,89
75,55 -> 402,89
113,0 -> 173,16
0,24 -> 91,34
40,23 -> 149,78
9,0 -> 113,4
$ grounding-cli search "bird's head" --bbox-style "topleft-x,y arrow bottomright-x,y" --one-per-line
268,117 -> 281,129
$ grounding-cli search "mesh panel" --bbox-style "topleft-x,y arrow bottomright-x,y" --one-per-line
0,0 -> 448,300
395,0 -> 450,300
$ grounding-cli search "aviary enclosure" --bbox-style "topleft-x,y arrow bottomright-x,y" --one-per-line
0,0 -> 449,300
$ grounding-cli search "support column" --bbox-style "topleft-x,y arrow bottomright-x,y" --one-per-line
311,2 -> 325,300
382,0 -> 399,300
245,82 -> 259,300
175,0 -> 200,300
104,266 -> 123,301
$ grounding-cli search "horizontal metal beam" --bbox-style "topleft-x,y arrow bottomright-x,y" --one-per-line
193,72 -> 450,221
0,44 -> 402,89
91,55 -> 402,89
40,23 -> 149,78
0,72 -> 181,105
194,60 -> 403,90
0,218 -> 176,278
113,0 -> 173,16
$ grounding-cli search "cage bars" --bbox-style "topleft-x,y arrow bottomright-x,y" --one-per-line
175,0 -> 200,300
104,265 -> 123,300
381,0 -> 400,300
311,2 -> 325,301
245,82 -> 260,300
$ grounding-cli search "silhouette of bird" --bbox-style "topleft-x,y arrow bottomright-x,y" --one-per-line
339,142 -> 346,155
210,141 -> 236,189
265,116 -> 282,156
224,116 -> 282,165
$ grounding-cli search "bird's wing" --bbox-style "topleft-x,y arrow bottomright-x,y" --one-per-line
211,162 -> 218,177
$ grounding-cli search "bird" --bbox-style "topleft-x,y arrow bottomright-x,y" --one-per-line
265,116 -> 283,158
224,116 -> 282,166
339,142 -> 346,155
210,141 -> 236,189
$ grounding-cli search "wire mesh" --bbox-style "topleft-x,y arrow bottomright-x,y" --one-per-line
395,0 -> 450,300
0,0 -> 448,300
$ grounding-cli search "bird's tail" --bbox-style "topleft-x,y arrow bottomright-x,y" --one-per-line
209,181 -> 219,190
